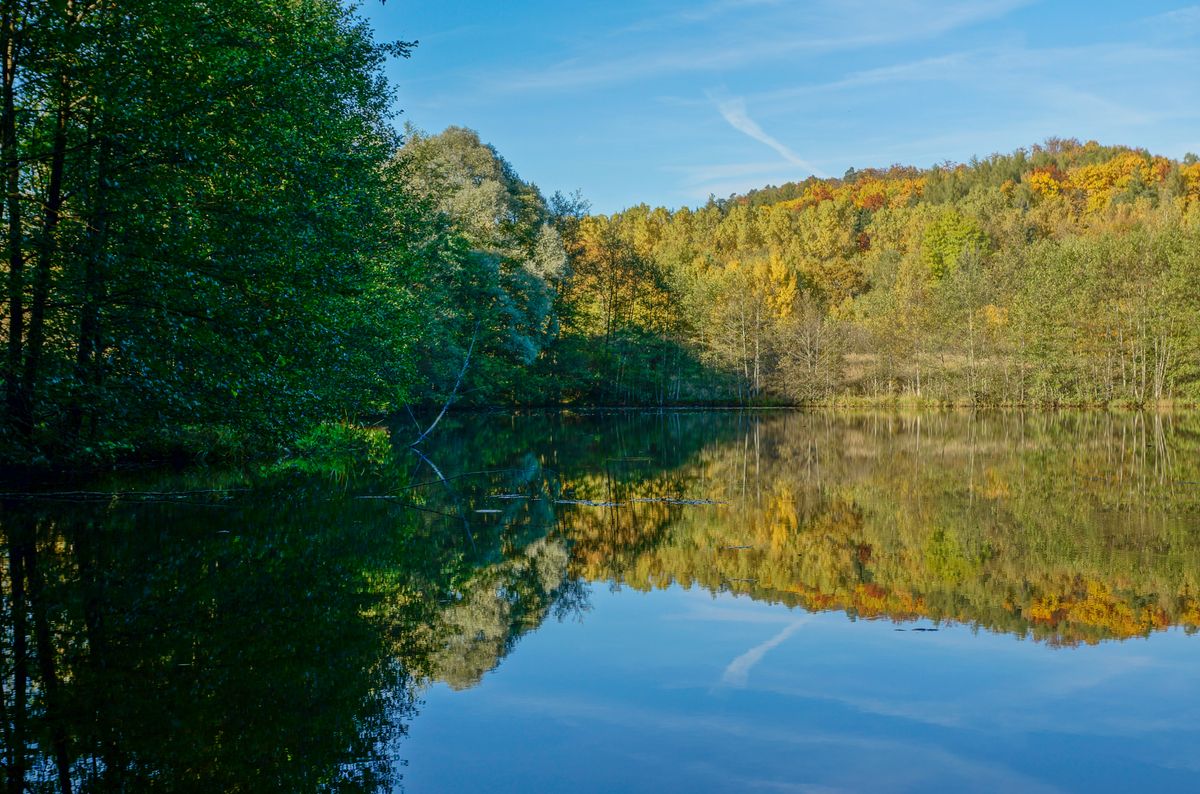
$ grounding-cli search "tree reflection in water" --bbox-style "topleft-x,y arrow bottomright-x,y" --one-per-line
2,410 -> 1198,790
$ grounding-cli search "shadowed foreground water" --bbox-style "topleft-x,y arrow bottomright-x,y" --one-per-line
3,411 -> 1200,791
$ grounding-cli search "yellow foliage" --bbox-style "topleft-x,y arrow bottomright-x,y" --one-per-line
725,254 -> 797,320
1182,161 -> 1200,203
1028,169 -> 1061,197
852,178 -> 888,210
766,255 -> 797,319
980,304 -> 1008,328
1067,151 -> 1166,212
1026,595 -> 1060,622
980,467 -> 1010,499
1181,599 -> 1200,629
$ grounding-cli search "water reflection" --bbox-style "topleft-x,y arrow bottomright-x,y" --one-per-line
549,412 -> 1200,646
0,475 -> 437,791
2,410 -> 1199,790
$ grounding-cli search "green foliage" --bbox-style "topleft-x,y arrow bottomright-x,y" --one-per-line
921,210 -> 989,279
282,423 -> 393,476
0,0 -> 424,466
393,126 -> 568,406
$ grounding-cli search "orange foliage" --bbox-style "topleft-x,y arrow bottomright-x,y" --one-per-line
783,182 -> 835,211
1025,581 -> 1170,638
779,174 -> 923,214
852,178 -> 887,210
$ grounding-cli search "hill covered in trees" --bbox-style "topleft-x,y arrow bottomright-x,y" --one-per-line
541,138 -> 1200,407
3,0 -> 1200,466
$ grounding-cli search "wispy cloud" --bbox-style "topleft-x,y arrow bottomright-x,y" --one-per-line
1141,4 -> 1200,38
748,52 -> 975,105
725,40 -> 1200,165
1033,85 -> 1154,127
745,42 -> 1195,106
624,0 -> 788,32
487,690 -> 1065,793
489,0 -> 1033,93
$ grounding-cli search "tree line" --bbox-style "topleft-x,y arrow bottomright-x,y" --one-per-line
375,129 -> 1200,415
4,0 -> 1200,467
553,141 -> 1200,408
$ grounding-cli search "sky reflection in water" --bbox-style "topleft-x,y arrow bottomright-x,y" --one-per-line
405,584 -> 1200,793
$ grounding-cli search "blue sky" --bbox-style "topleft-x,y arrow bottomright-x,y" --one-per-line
360,1 -> 1200,213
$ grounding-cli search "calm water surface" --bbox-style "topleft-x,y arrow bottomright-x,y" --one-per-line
3,411 -> 1200,792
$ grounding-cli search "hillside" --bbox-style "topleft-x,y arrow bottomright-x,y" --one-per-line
552,138 -> 1200,406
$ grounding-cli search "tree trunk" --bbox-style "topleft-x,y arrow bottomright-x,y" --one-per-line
21,40 -> 73,430
2,4 -> 26,430
68,132 -> 111,442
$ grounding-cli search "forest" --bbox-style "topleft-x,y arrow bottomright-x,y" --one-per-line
3,0 -> 1200,467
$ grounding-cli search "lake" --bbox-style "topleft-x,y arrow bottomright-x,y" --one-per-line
3,410 -> 1200,792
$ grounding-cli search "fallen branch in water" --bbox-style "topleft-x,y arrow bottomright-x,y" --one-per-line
409,446 -> 476,552
554,498 -> 623,507
409,321 -> 479,447
629,497 -> 726,505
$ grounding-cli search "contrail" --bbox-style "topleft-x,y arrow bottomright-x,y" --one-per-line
714,96 -> 826,177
